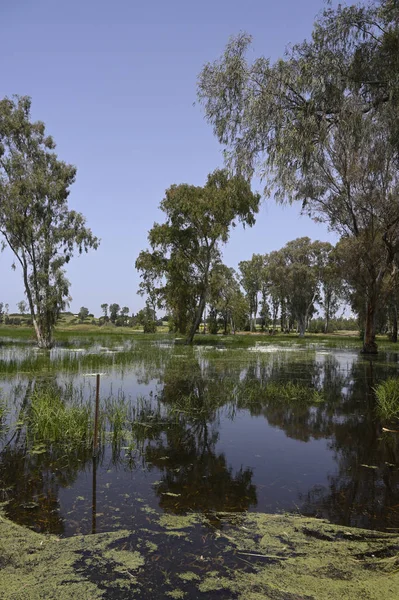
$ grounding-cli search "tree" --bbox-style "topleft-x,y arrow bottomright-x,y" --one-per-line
109,303 -> 120,323
136,170 -> 260,344
78,306 -> 89,323
318,246 -> 343,333
238,255 -> 263,332
198,4 -> 399,353
100,303 -> 109,319
17,300 -> 27,315
208,264 -> 244,335
120,306 -> 130,326
283,239 -> 322,337
0,96 -> 99,348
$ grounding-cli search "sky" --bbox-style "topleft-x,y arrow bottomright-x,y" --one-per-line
0,0 -> 338,316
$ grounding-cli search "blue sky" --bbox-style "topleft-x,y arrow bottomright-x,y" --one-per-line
0,0 -> 337,316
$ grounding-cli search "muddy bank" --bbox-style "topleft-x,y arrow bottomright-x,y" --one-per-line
1,510 -> 398,599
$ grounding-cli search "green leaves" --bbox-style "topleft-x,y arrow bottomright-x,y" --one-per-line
0,95 -> 99,348
136,169 -> 260,342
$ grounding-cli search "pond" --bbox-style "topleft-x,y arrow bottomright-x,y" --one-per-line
1,334 -> 399,539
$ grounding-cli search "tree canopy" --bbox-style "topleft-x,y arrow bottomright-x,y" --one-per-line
0,96 -> 99,348
198,0 -> 399,353
136,169 -> 260,343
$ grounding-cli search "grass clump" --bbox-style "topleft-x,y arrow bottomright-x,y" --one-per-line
265,381 -> 324,404
375,378 -> 399,421
27,387 -> 94,447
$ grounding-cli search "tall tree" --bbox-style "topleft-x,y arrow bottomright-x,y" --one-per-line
238,254 -> 263,332
78,306 -> 89,323
318,245 -> 343,333
136,170 -> 260,343
109,303 -> 120,324
277,238 -> 328,337
0,96 -> 98,348
100,303 -> 109,319
17,300 -> 27,315
198,3 -> 399,353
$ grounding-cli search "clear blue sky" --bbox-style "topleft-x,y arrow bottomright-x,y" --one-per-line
0,0 -> 337,316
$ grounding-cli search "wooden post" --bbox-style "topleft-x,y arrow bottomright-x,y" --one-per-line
92,455 -> 97,534
93,373 -> 100,456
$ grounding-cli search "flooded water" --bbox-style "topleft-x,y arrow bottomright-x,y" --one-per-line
1,335 -> 399,536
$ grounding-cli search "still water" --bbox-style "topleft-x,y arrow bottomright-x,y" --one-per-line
1,337 -> 399,536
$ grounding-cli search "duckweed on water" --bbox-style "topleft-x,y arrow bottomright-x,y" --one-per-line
1,508 -> 399,599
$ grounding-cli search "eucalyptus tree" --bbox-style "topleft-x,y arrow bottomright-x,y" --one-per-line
136,169 -> 260,344
208,264 -> 245,334
17,300 -> 27,315
238,254 -> 264,332
0,96 -> 99,348
78,306 -> 89,322
198,1 -> 399,353
109,303 -> 120,323
282,238 -> 330,337
318,245 -> 343,333
100,303 -> 109,319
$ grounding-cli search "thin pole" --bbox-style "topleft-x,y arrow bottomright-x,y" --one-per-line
93,373 -> 100,456
92,455 -> 97,534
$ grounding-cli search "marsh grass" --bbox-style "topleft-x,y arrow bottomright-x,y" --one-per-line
0,342 -> 170,377
375,378 -> 399,421
265,381 -> 324,404
27,387 -> 94,447
239,380 -> 324,406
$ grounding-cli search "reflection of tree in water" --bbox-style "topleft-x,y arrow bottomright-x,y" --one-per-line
134,358 -> 257,514
235,355 -> 346,441
0,377 -> 94,534
294,358 -> 399,530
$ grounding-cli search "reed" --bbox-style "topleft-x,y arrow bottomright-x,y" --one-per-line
375,378 -> 399,421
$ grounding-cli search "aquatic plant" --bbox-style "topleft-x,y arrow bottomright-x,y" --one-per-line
375,378 -> 399,421
264,381 -> 324,404
27,387 -> 94,446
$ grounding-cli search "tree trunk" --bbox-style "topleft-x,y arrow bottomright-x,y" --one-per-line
392,306 -> 398,343
324,312 -> 329,334
186,294 -> 206,344
34,318 -> 54,349
298,315 -> 306,338
362,298 -> 378,354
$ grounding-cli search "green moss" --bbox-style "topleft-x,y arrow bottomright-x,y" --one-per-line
178,571 -> 201,581
166,591 -> 186,599
1,509 -> 399,600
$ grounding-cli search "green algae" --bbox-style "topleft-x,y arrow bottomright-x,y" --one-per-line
178,571 -> 201,581
1,509 -> 399,600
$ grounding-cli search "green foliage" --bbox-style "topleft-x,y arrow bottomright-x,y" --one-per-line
27,386 -> 94,447
198,3 -> 399,353
136,169 -> 260,343
109,303 -> 120,323
0,96 -> 99,348
375,378 -> 399,421
78,307 -> 89,322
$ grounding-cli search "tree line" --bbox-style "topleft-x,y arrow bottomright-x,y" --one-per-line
137,0 -> 399,353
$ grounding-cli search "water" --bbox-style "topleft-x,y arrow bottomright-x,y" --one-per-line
1,336 -> 399,536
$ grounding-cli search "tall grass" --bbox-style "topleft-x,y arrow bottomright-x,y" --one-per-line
27,387 -> 94,446
375,378 -> 399,421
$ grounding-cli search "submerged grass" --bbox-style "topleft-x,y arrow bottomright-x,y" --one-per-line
264,380 -> 324,403
375,378 -> 399,421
